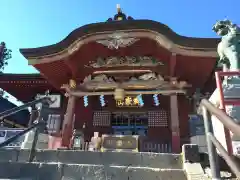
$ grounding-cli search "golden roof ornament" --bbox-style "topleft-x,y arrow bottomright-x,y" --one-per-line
107,4 -> 133,22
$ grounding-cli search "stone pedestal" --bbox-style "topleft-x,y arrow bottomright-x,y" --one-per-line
223,78 -> 240,123
223,78 -> 240,155
182,144 -> 200,163
21,130 -> 49,149
209,77 -> 240,153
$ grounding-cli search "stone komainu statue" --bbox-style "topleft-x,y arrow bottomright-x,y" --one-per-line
212,19 -> 240,71
212,20 -> 240,124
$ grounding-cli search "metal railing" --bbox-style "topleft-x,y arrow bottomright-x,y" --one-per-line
0,97 -> 52,120
1,119 -> 26,128
0,96 -> 52,162
0,121 -> 45,162
200,99 -> 240,178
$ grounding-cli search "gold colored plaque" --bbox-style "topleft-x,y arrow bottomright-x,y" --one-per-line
125,97 -> 132,106
101,135 -> 139,152
116,140 -> 123,147
116,100 -> 124,106
133,97 -> 139,105
116,96 -> 140,107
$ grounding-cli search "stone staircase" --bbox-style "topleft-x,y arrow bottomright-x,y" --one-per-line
0,149 -> 187,180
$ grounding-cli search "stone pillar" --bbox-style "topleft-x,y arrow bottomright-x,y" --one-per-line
170,95 -> 181,153
61,95 -> 76,147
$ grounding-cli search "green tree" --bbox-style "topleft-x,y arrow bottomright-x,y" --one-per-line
0,42 -> 12,73
0,42 -> 12,97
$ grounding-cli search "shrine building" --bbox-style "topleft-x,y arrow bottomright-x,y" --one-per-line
0,6 -> 220,153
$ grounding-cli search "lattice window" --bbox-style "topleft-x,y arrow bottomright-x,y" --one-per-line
111,112 -> 129,126
47,114 -> 61,133
93,111 -> 111,126
148,110 -> 168,127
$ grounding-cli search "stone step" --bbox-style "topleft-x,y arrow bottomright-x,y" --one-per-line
0,162 -> 187,180
0,149 -> 182,169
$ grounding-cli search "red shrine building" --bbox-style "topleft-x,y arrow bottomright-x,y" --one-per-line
0,6 -> 220,153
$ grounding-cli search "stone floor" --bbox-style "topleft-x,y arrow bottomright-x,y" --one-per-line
0,150 -> 187,180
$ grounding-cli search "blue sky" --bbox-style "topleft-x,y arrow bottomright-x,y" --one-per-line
0,0 -> 240,74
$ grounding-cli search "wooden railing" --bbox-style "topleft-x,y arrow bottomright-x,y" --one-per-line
200,99 -> 240,178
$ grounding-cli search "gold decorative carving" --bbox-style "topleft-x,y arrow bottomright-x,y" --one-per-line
138,72 -> 164,81
87,73 -> 164,82
96,32 -> 139,49
85,56 -> 164,68
80,72 -> 191,91
69,79 -> 77,89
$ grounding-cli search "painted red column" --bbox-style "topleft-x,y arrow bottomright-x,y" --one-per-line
170,95 -> 181,153
61,95 -> 76,147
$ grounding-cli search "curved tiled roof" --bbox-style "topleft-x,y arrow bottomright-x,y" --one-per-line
20,20 -> 220,58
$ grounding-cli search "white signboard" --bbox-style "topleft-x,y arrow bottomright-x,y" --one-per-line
232,141 -> 240,155
35,94 -> 61,108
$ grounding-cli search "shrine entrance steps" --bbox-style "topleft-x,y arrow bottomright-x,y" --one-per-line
0,149 -> 187,180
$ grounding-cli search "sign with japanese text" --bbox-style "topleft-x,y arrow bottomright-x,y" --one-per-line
116,96 -> 140,107
101,135 -> 139,152
35,94 -> 61,108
